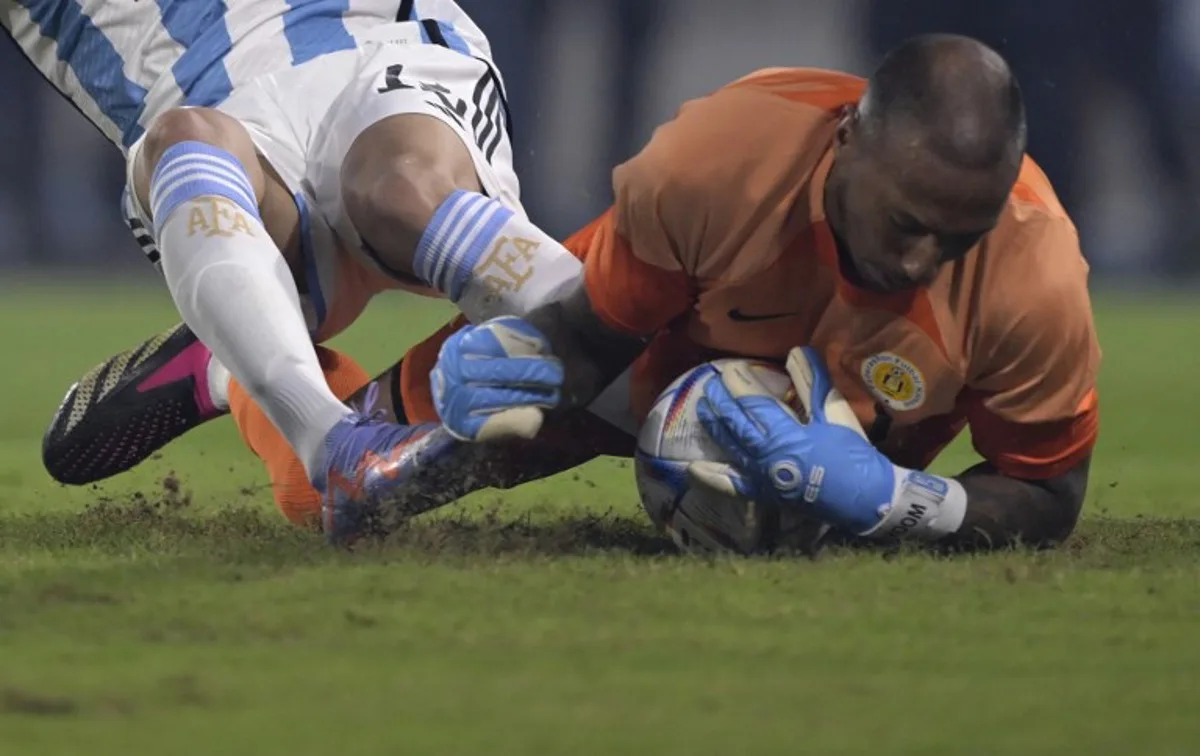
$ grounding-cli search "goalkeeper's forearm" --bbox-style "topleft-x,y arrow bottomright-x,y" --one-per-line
943,455 -> 1090,550
841,456 -> 1089,552
521,283 -> 650,412
844,456 -> 1089,552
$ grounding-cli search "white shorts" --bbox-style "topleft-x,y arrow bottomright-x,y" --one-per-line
123,22 -> 522,340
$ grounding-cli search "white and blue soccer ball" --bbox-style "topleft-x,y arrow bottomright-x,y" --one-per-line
634,359 -> 827,556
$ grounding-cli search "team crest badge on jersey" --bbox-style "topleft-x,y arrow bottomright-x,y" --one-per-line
861,353 -> 926,412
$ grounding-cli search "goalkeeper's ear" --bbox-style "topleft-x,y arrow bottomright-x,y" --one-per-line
785,347 -> 869,439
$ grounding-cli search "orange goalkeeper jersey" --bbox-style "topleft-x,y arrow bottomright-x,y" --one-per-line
565,67 -> 1101,480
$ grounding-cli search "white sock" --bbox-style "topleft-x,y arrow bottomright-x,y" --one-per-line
412,190 -> 583,322
206,356 -> 231,411
413,190 -> 638,435
150,140 -> 350,476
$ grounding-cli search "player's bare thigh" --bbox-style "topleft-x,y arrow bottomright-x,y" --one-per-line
339,112 -> 483,280
130,107 -> 302,262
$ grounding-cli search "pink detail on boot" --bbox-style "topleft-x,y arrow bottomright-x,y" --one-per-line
137,339 -> 222,418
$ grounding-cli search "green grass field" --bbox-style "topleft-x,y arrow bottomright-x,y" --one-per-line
2,281 -> 1199,755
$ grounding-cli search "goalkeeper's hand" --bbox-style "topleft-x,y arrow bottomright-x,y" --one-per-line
689,348 -> 966,540
431,316 -> 562,442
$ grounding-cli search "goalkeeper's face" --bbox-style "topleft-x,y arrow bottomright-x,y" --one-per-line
826,113 -> 1016,294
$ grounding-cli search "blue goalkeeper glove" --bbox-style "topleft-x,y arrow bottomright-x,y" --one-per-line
431,316 -> 563,442
689,348 -> 966,540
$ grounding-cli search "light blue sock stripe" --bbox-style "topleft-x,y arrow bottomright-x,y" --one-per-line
428,193 -> 485,289
432,196 -> 496,292
149,141 -> 259,227
444,203 -> 513,302
152,177 -> 257,233
151,158 -> 256,212
414,190 -> 488,291
151,166 -> 257,223
417,193 -> 475,285
151,142 -> 254,198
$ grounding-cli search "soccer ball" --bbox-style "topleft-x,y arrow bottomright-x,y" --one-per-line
634,359 -> 827,556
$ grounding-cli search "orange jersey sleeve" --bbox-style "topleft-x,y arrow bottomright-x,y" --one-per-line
965,192 -> 1101,480
580,207 -> 693,336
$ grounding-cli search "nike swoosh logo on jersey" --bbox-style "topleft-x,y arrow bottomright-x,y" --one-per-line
727,308 -> 800,322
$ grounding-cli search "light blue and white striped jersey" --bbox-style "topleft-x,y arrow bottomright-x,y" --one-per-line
0,0 -> 491,151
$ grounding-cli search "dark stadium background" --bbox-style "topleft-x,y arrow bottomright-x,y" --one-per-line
1,0 -> 1197,280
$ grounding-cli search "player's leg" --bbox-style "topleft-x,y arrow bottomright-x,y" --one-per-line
342,114 -> 582,322
319,45 -> 583,326
44,53 -> 393,487
232,335 -> 633,534
128,106 -> 354,478
232,346 -> 373,529
125,106 -> 459,543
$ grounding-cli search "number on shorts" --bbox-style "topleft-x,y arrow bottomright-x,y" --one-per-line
376,64 -> 415,93
377,63 -> 507,165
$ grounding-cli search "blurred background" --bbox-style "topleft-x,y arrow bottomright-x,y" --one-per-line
1,0 -> 1198,281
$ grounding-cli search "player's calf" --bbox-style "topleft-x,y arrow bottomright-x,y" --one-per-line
130,107 -> 353,478
340,114 -> 583,323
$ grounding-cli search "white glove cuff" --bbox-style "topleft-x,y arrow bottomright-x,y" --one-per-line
862,469 -> 968,541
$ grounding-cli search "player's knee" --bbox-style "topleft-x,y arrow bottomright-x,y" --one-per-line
135,108 -> 261,215
344,154 -> 461,260
341,118 -> 480,271
142,108 -> 253,170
